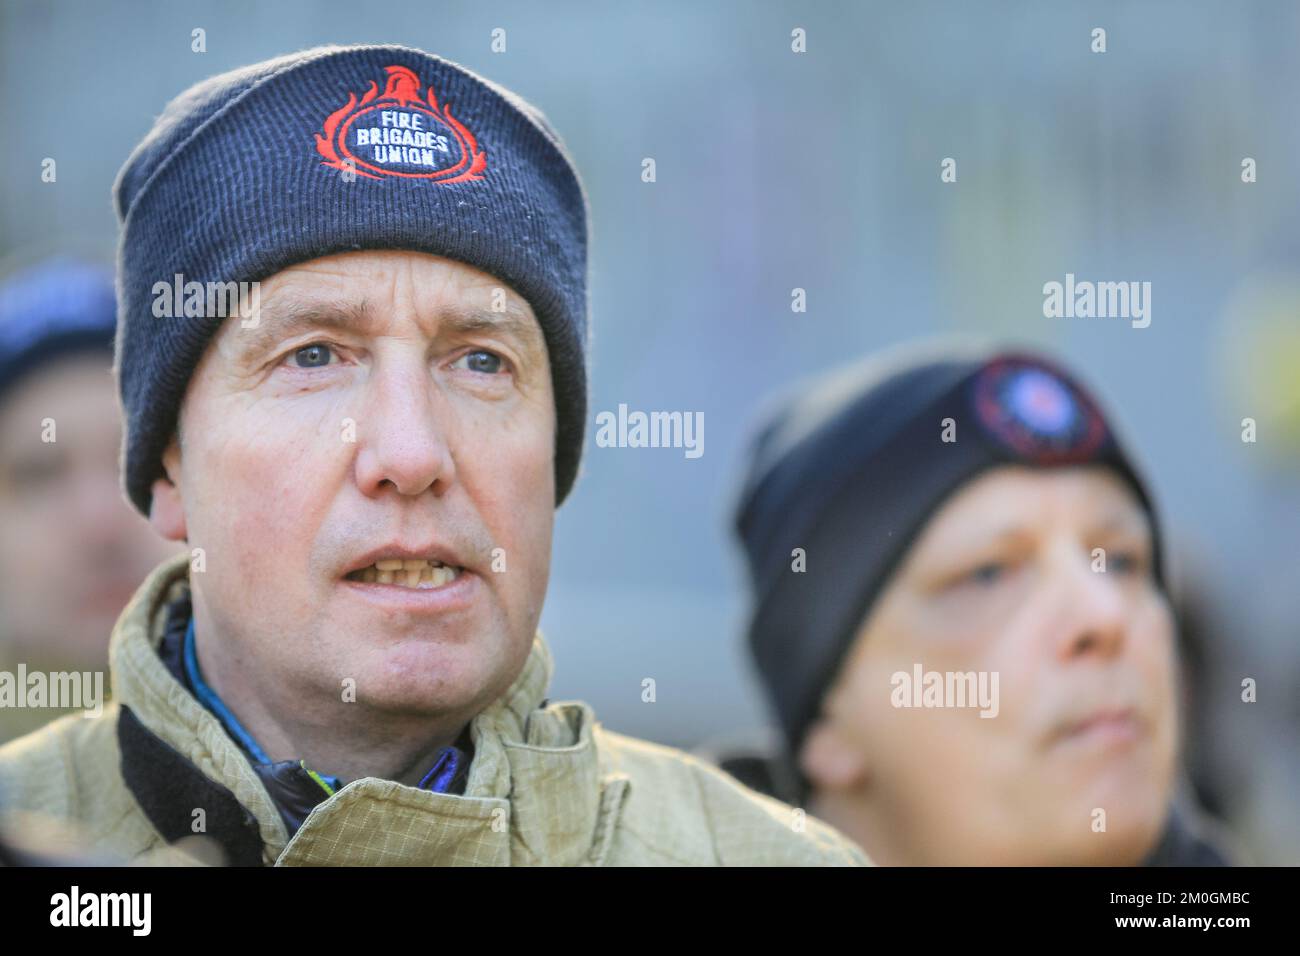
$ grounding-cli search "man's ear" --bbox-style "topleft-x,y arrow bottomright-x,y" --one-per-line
799,714 -> 868,792
148,435 -> 187,542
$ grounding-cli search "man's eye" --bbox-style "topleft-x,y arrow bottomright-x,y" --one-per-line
291,343 -> 335,368
455,350 -> 505,374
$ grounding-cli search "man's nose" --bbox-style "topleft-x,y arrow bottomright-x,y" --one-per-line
1052,544 -> 1129,660
352,357 -> 456,498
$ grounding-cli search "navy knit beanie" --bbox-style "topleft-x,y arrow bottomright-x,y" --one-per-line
734,344 -> 1165,766
113,43 -> 590,516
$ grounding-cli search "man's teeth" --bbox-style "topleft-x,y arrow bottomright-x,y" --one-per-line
349,558 -> 462,588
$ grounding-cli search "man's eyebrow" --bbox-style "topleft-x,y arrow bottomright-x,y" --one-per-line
234,298 -> 545,357
235,299 -> 376,358
439,304 -> 546,351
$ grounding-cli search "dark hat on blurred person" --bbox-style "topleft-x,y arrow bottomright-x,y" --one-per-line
732,342 -> 1166,772
0,257 -> 116,402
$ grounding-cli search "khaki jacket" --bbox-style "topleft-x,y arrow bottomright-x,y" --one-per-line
0,553 -> 868,866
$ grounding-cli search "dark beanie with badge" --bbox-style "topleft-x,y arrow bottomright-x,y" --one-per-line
113,43 -> 590,516
733,345 -> 1166,785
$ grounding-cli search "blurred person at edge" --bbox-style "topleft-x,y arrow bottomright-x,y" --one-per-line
0,259 -> 177,743
716,344 -> 1240,866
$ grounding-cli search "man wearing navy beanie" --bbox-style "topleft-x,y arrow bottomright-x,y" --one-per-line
0,45 -> 867,867
722,343 -> 1236,865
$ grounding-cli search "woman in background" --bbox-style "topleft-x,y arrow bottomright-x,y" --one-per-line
723,343 -> 1237,865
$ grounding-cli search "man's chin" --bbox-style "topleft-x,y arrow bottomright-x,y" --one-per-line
332,635 -> 525,718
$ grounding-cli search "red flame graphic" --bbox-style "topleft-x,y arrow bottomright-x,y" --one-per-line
314,65 -> 487,183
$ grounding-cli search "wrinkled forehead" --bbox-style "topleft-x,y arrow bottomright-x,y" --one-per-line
259,249 -> 532,302
211,250 -> 545,355
904,464 -> 1153,564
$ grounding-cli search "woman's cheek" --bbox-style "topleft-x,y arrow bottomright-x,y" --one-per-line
1138,596 -> 1180,756
1133,593 -> 1177,694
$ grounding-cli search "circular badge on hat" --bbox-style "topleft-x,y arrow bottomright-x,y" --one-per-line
970,357 -> 1108,463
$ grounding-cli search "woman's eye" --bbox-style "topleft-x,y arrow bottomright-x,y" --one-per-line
963,562 -> 1006,587
7,455 -> 65,490
1108,551 -> 1141,574
290,343 -> 335,369
455,350 -> 505,374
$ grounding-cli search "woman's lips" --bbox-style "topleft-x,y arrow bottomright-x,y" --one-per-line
1053,707 -> 1144,750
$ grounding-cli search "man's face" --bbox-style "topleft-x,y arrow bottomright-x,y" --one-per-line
153,250 -> 555,725
0,354 -> 174,669
803,465 -> 1179,865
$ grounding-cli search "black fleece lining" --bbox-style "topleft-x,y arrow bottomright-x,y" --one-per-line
117,704 -> 266,867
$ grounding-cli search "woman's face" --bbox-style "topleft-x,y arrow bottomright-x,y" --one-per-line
803,465 -> 1179,865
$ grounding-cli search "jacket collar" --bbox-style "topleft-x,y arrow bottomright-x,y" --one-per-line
111,552 -> 623,865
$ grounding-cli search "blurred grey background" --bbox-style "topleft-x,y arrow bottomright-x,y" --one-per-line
2,0 -> 1297,862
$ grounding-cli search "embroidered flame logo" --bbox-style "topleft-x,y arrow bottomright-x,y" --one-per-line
315,65 -> 488,182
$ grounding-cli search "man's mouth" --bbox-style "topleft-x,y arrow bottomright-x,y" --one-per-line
344,558 -> 465,589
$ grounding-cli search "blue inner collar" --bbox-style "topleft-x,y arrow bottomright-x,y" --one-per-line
174,611 -> 470,839
181,616 -> 467,795
183,616 -> 283,767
